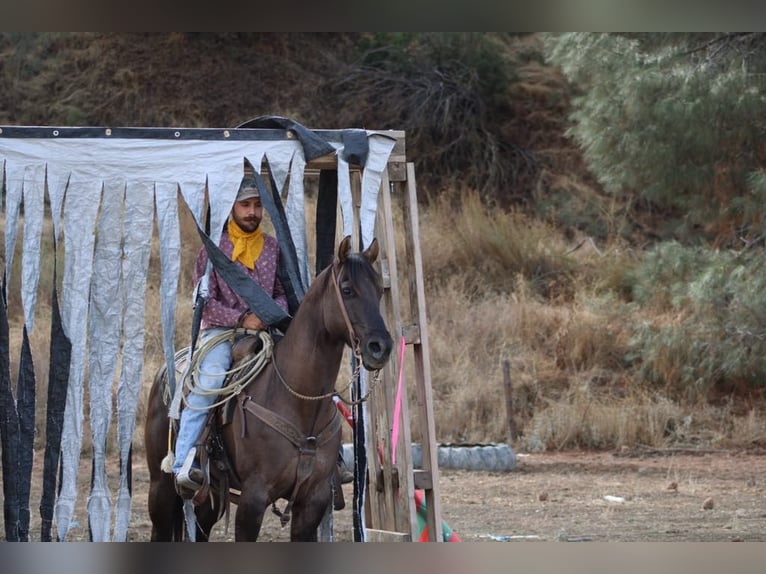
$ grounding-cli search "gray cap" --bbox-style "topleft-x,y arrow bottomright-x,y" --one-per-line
236,175 -> 260,201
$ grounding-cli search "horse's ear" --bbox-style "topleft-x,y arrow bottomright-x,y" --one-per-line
363,238 -> 379,264
337,235 -> 352,264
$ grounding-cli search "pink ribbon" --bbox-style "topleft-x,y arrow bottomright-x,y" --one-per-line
391,335 -> 406,465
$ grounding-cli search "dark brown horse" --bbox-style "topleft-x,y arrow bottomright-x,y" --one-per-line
144,236 -> 393,541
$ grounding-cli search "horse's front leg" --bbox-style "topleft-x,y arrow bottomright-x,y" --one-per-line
235,485 -> 269,541
147,472 -> 183,541
290,482 -> 333,541
194,499 -> 220,542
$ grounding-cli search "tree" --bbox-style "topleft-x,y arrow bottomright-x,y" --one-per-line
544,33 -> 766,245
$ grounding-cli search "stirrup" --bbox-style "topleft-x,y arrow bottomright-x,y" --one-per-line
175,447 -> 203,498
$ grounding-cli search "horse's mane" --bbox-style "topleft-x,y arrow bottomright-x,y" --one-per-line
342,252 -> 382,290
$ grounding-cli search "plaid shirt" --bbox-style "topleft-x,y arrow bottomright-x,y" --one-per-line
194,228 -> 288,329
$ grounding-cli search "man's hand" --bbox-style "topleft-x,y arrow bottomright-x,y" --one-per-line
241,311 -> 266,331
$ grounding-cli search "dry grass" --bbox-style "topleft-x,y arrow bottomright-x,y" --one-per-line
414,188 -> 766,450
5,185 -> 766,459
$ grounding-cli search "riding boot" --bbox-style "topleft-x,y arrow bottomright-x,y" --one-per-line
337,448 -> 353,484
332,468 -> 346,511
176,447 -> 204,498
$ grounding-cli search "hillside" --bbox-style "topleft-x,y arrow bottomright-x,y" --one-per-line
0,33 -> 597,210
3,32 -> 764,452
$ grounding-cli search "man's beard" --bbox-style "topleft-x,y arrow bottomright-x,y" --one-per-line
236,217 -> 260,233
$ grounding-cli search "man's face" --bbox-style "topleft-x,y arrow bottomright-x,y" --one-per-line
231,197 -> 263,233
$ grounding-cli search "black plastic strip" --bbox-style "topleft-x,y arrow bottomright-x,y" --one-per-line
195,222 -> 291,332
236,116 -> 336,161
16,327 -> 35,541
351,359 -> 367,543
315,170 -> 338,276
0,275 -> 20,542
247,157 -> 305,313
341,129 -> 370,167
39,233 -> 71,542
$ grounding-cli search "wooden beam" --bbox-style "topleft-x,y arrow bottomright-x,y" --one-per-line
365,528 -> 412,542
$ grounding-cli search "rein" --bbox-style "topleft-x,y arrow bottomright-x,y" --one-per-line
269,265 -> 382,406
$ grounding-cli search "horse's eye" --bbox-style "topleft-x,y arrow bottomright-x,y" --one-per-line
341,286 -> 353,297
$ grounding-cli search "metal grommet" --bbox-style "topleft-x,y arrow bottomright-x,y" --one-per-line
286,131 -> 295,139
223,130 -> 230,138
105,128 -> 112,136
52,129 -> 60,136
174,131 -> 181,138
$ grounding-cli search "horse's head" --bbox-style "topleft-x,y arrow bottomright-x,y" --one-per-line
330,236 -> 393,371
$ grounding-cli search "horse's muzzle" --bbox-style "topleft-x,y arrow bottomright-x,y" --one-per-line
362,332 -> 394,371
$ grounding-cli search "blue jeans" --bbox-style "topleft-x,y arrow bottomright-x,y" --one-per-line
172,328 -> 232,474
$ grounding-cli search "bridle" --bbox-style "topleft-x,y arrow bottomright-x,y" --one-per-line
330,262 -> 363,357
271,261 -> 381,404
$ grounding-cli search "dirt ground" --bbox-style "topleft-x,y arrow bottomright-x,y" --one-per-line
8,448 -> 766,542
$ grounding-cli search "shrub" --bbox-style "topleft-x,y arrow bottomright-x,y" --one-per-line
630,242 -> 766,399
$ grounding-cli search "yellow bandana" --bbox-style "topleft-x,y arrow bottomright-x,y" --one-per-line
228,218 -> 264,270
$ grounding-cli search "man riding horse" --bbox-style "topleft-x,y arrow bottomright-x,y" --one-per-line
172,174 -> 288,496
146,224 -> 392,541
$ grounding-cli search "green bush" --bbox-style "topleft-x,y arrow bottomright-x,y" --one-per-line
630,241 -> 766,399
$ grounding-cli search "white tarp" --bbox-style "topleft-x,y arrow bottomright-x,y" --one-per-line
0,131 -> 395,541
56,178 -> 102,542
86,180 -> 124,542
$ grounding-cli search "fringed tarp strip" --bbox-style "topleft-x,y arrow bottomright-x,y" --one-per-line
21,163 -> 45,332
281,149 -> 310,290
16,160 -> 45,541
39,217 -> 71,542
86,180 -> 125,541
3,162 -> 22,295
113,181 -> 155,542
155,182 -> 181,424
360,134 -> 397,251
336,153 -> 355,240
55,179 -> 101,541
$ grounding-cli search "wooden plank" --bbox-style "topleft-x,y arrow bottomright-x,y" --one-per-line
412,469 -> 433,490
364,528 -> 412,542
387,161 -> 408,182
400,162 -> 443,541
402,323 -> 421,345
377,170 -> 419,539
364,169 -> 392,531
364,170 -> 410,536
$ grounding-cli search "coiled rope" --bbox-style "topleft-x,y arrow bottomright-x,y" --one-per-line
160,329 -> 273,473
182,328 -> 274,411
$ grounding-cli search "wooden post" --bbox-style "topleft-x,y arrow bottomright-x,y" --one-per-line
503,359 -> 514,443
